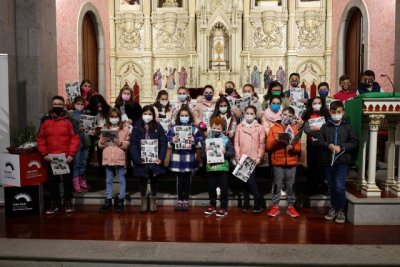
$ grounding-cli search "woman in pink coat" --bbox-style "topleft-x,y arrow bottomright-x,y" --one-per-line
98,108 -> 130,213
234,105 -> 265,214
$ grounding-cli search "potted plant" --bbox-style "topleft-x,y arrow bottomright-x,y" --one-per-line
7,121 -> 38,154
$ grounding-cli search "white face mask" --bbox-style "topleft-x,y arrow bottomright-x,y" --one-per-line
110,118 -> 120,125
243,93 -> 252,99
142,115 -> 153,124
178,94 -> 188,102
331,114 -> 343,122
160,100 -> 168,107
245,114 -> 255,123
312,104 -> 321,112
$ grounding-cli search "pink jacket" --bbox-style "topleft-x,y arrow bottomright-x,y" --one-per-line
193,100 -> 216,126
234,122 -> 265,161
99,125 -> 130,166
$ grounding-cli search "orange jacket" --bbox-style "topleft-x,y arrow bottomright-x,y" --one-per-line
266,123 -> 301,166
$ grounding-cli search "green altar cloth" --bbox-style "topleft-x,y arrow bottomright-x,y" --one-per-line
345,92 -> 400,166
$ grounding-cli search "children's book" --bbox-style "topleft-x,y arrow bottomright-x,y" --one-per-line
232,154 -> 257,182
331,150 -> 345,166
48,153 -> 70,175
141,139 -> 158,163
205,138 -> 224,164
202,107 -> 214,126
235,96 -> 251,111
277,126 -> 303,146
65,82 -> 80,103
174,125 -> 192,150
159,118 -> 172,134
308,116 -> 326,129
79,115 -> 96,134
101,129 -> 119,146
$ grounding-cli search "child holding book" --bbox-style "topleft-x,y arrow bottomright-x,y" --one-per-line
266,106 -> 301,218
166,106 -> 203,211
130,105 -> 168,213
234,105 -> 265,213
318,101 -> 358,223
98,108 -> 130,213
202,117 -> 235,217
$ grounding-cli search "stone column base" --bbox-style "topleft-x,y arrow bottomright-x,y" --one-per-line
361,184 -> 382,197
389,184 -> 400,196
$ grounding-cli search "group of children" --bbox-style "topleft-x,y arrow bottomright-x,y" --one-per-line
37,69 -> 383,223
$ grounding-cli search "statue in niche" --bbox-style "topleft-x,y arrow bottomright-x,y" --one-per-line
214,41 -> 224,61
163,0 -> 178,7
178,67 -> 188,87
276,66 -> 286,88
264,66 -> 273,89
153,68 -> 163,90
133,80 -> 140,102
165,67 -> 176,90
251,66 -> 261,89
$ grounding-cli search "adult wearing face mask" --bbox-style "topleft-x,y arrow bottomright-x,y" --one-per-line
302,97 -> 331,195
193,85 -> 216,127
37,96 -> 80,215
357,70 -> 383,95
130,105 -> 167,213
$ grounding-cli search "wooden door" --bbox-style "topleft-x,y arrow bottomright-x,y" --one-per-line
82,13 -> 98,92
345,9 -> 362,90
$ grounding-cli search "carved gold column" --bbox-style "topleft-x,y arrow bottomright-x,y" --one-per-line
143,0 -> 151,52
287,0 -> 296,53
243,0 -> 250,51
188,0 -> 196,51
361,115 -> 384,196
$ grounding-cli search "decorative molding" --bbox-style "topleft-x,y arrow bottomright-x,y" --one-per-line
296,10 -> 325,49
116,13 -> 144,51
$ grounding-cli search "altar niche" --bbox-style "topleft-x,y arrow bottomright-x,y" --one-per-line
209,22 -> 229,71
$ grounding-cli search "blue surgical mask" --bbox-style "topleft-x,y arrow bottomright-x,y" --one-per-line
319,91 -> 329,97
178,94 -> 188,102
180,116 -> 189,124
204,94 -> 213,101
270,104 -> 281,112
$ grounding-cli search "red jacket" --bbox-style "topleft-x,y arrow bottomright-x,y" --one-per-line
266,123 -> 301,166
333,90 -> 357,103
37,110 -> 80,157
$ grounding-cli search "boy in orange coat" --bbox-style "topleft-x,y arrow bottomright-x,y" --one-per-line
266,106 -> 301,218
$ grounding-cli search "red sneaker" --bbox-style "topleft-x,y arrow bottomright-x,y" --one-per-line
286,206 -> 300,218
267,205 -> 280,217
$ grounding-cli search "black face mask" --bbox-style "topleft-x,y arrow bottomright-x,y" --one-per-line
52,107 -> 64,115
225,88 -> 234,95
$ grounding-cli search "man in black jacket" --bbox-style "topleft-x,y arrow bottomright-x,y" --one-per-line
318,101 -> 358,224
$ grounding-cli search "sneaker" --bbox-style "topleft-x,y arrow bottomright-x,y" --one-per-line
45,202 -> 60,215
181,200 -> 189,211
204,206 -> 216,215
286,206 -> 300,218
335,210 -> 346,224
324,208 -> 336,221
267,205 -> 280,217
64,199 -> 74,213
175,201 -> 183,211
216,209 -> 228,218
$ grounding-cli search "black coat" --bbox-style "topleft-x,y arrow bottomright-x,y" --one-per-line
115,102 -> 143,123
317,119 -> 358,165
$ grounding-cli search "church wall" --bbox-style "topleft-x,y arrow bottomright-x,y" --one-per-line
331,0 -> 395,92
56,0 -> 111,100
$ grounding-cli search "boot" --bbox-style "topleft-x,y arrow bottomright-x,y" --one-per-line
140,196 -> 148,213
149,196 -> 157,212
114,198 -> 125,213
73,177 -> 82,193
98,199 -> 113,213
79,176 -> 89,191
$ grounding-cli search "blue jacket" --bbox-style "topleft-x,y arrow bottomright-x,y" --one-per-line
357,82 -> 381,95
130,120 -> 168,177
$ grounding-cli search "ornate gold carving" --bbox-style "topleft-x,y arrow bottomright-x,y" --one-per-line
116,13 -> 143,50
253,11 -> 283,49
296,11 -> 324,49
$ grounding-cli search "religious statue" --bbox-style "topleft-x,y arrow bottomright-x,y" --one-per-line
178,67 -> 188,87
163,0 -> 178,7
276,66 -> 286,88
251,66 -> 261,89
165,67 -> 176,90
133,80 -> 140,102
153,68 -> 163,90
264,66 -> 273,89
214,41 -> 224,61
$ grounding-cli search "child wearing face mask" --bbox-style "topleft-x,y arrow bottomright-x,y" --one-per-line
98,108 -> 130,213
202,117 -> 235,217
130,105 -> 168,213
66,80 -> 97,110
240,84 -> 264,119
209,97 -> 237,140
266,107 -> 301,218
115,85 -> 143,125
302,97 -> 331,195
153,90 -> 172,120
166,106 -> 203,211
318,101 -> 358,224
171,86 -> 194,124
357,70 -> 383,95
285,73 -> 309,105
262,81 -> 291,111
234,106 -> 265,213
333,75 -> 357,103
262,96 -> 283,136
68,96 -> 92,193
193,85 -> 216,128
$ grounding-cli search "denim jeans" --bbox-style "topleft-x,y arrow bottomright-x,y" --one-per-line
73,145 -> 89,177
105,166 -> 126,200
323,163 -> 348,210
272,166 -> 296,205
